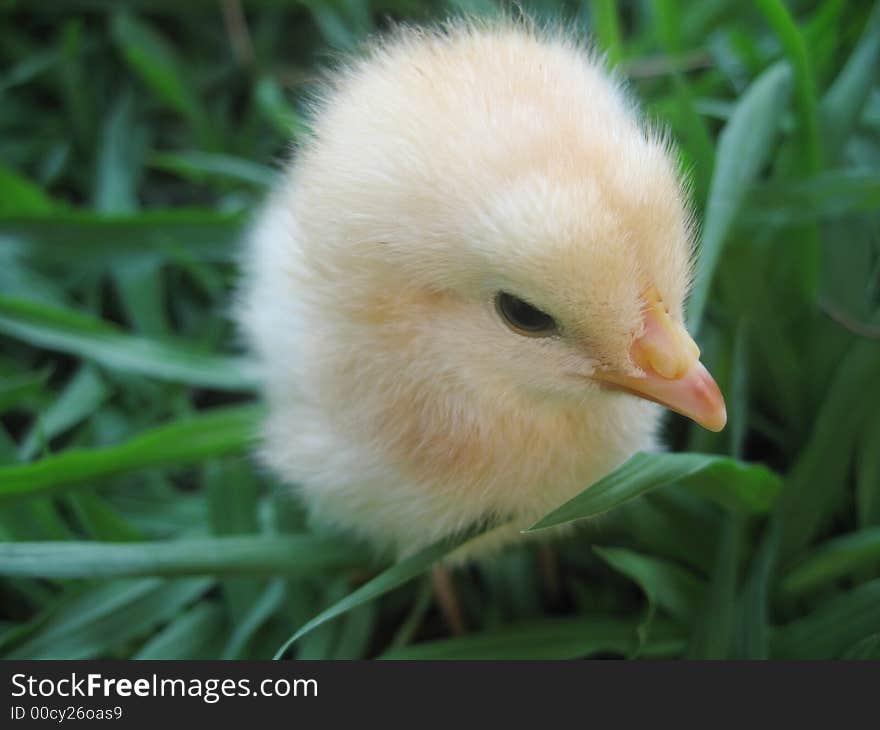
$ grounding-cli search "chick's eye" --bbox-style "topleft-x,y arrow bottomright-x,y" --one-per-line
495,292 -> 556,336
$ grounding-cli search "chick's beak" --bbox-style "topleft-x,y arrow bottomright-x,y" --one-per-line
594,289 -> 727,432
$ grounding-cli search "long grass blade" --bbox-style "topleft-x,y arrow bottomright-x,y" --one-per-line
594,546 -> 705,622
772,579 -> 880,659
1,211 -> 243,266
0,295 -> 257,391
273,528 -> 485,659
779,527 -> 880,600
4,578 -> 212,660
820,2 -> 880,160
380,616 -> 685,660
0,405 -> 261,501
527,452 -> 780,532
688,63 -> 792,331
755,0 -> 823,173
0,535 -> 365,578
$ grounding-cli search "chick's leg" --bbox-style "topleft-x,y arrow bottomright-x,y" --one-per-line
431,564 -> 466,636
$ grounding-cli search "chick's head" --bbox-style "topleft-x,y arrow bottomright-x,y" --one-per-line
291,23 -> 725,432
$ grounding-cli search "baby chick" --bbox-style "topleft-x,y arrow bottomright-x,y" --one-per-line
237,18 -> 726,560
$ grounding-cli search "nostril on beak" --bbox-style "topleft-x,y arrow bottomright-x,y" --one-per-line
631,291 -> 699,381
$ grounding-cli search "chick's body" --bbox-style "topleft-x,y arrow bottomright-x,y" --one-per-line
239,21 -> 707,558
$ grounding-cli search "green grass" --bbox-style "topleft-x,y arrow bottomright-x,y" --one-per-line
1,0 -> 878,660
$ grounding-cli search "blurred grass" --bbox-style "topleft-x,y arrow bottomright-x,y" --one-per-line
0,0 -> 878,660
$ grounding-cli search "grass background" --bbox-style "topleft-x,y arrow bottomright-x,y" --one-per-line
0,0 -> 878,660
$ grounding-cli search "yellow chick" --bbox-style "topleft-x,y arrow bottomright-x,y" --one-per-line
237,18 -> 726,559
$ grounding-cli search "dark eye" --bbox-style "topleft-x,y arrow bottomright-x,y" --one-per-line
495,292 -> 557,336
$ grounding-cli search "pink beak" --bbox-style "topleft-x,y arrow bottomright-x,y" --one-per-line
594,288 -> 727,432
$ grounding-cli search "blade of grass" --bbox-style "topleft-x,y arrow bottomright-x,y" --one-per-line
4,578 -> 212,660
779,527 -> 880,600
0,164 -> 62,215
774,341 -> 880,557
380,616 -> 685,660
386,576 -> 433,652
842,634 -> 880,660
57,20 -> 90,145
0,295 -> 257,391
684,458 -> 782,514
688,62 -> 792,331
113,256 -> 171,337
296,578 -> 349,660
306,3 -> 364,50
607,490 -> 719,574
93,89 -> 142,213
111,12 -> 212,147
0,404 -> 261,501
1,210 -> 243,267
594,546 -> 705,622
207,460 -> 260,536
686,514 -> 745,659
588,0 -> 623,67
856,405 -> 880,527
802,0 -> 846,84
332,601 -> 378,659
3,579 -> 156,654
755,0 -> 822,173
101,480 -> 206,539
820,2 -> 880,161
727,319 -> 750,457
150,151 -> 276,189
0,370 -> 50,413
222,579 -> 286,659
273,527 -> 486,659
0,535 -> 365,578
133,602 -> 226,659
771,579 -> 880,659
206,459 -> 263,623
0,250 -> 69,307
746,170 -> 880,223
19,366 -> 110,461
0,46 -> 60,93
526,452 -> 780,532
67,492 -> 143,542
731,524 -> 778,659
254,77 -> 309,139
0,499 -> 74,541
653,0 -> 715,196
